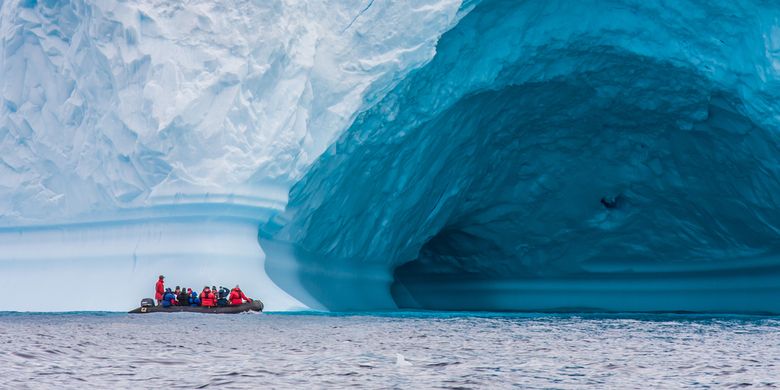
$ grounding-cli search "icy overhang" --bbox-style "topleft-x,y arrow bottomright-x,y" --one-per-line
267,0 -> 780,313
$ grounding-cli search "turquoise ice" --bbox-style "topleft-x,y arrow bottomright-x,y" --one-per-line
265,0 -> 780,312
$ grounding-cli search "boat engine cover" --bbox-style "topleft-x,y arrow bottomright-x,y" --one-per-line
140,298 -> 155,307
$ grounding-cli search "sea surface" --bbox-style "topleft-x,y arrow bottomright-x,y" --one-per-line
0,311 -> 778,389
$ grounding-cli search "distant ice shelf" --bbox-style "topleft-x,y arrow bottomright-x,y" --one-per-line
0,203 -> 308,312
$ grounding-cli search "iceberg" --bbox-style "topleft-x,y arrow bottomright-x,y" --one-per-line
264,0 -> 780,313
2,0 -> 780,313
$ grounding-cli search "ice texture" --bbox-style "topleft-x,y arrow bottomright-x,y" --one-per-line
2,0 -> 780,313
266,0 -> 780,313
0,0 -> 460,221
0,0 -> 462,310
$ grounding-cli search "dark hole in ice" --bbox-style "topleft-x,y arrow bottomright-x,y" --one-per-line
600,195 -> 624,209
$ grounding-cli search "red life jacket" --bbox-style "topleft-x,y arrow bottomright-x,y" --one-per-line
200,290 -> 216,306
229,289 -> 251,305
229,290 -> 241,305
155,279 -> 165,300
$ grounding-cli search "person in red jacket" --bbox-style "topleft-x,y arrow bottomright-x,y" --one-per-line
155,275 -> 165,306
200,286 -> 216,307
229,285 -> 252,306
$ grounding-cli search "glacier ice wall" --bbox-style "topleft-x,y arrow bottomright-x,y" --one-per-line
266,0 -> 780,313
3,0 -> 780,313
0,0 -> 462,310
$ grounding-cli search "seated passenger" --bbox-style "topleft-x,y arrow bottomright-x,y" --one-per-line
188,288 -> 200,306
161,288 -> 177,308
200,286 -> 216,307
177,288 -> 189,306
217,286 -> 230,307
229,285 -> 252,305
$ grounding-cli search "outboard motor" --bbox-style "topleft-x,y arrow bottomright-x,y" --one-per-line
140,298 -> 155,307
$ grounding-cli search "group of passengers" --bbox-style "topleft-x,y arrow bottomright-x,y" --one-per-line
154,275 -> 252,308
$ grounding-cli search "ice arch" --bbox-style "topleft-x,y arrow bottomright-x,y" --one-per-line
265,0 -> 780,313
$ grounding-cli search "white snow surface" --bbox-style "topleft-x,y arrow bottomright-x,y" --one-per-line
0,0 -> 462,222
0,0 -> 463,311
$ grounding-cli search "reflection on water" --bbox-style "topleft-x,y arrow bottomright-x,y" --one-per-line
0,312 -> 778,388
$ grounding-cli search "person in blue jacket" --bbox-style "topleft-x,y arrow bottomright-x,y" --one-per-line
161,288 -> 177,308
188,288 -> 201,306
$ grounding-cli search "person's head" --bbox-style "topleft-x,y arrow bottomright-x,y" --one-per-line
159,275 -> 164,280
187,288 -> 192,293
204,286 -> 209,291
235,284 -> 240,290
166,287 -> 171,292
175,286 -> 180,290
212,286 -> 216,290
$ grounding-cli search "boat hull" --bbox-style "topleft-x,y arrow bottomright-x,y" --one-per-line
129,300 -> 263,314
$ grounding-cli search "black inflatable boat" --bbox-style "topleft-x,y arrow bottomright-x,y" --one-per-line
129,300 -> 263,314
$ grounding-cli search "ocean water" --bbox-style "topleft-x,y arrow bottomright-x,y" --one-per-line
0,312 -> 778,389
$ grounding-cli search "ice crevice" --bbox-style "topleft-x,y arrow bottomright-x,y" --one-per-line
265,0 -> 780,313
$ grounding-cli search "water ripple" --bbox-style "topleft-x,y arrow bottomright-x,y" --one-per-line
0,312 -> 777,388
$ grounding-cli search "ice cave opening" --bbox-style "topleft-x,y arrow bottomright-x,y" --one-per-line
269,0 -> 780,313
386,58 -> 780,312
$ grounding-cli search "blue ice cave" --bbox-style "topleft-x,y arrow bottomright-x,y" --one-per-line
264,0 -> 780,313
